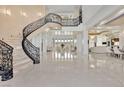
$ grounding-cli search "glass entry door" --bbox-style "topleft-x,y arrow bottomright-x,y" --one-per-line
52,38 -> 77,61
40,31 -> 79,62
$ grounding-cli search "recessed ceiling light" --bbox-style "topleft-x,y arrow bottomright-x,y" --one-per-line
37,12 -> 42,16
0,8 -> 11,16
20,11 -> 28,17
6,9 -> 11,16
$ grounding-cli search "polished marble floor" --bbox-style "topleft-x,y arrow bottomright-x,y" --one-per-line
0,53 -> 124,87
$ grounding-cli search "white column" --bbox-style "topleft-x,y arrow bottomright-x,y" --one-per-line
76,23 -> 88,57
82,24 -> 89,69
82,24 -> 88,56
76,31 -> 83,57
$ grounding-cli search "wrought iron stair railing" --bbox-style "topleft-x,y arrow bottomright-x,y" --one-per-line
22,12 -> 82,64
0,40 -> 13,81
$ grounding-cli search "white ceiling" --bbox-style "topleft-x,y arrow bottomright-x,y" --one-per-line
83,5 -> 123,29
82,5 -> 103,24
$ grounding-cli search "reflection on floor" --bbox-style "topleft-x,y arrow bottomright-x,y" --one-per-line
1,53 -> 124,86
51,51 -> 77,62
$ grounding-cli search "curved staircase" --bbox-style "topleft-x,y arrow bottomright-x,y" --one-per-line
22,8 -> 82,64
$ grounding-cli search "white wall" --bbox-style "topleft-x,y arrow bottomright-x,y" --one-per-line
0,6 -> 46,41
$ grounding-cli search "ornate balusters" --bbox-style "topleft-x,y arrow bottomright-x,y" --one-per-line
22,39 -> 40,64
0,40 -> 13,81
62,17 -> 80,26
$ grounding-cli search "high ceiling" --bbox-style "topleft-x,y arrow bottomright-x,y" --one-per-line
84,5 -> 123,28
106,14 -> 124,26
45,5 -> 124,28
88,6 -> 124,38
0,5 -> 123,40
